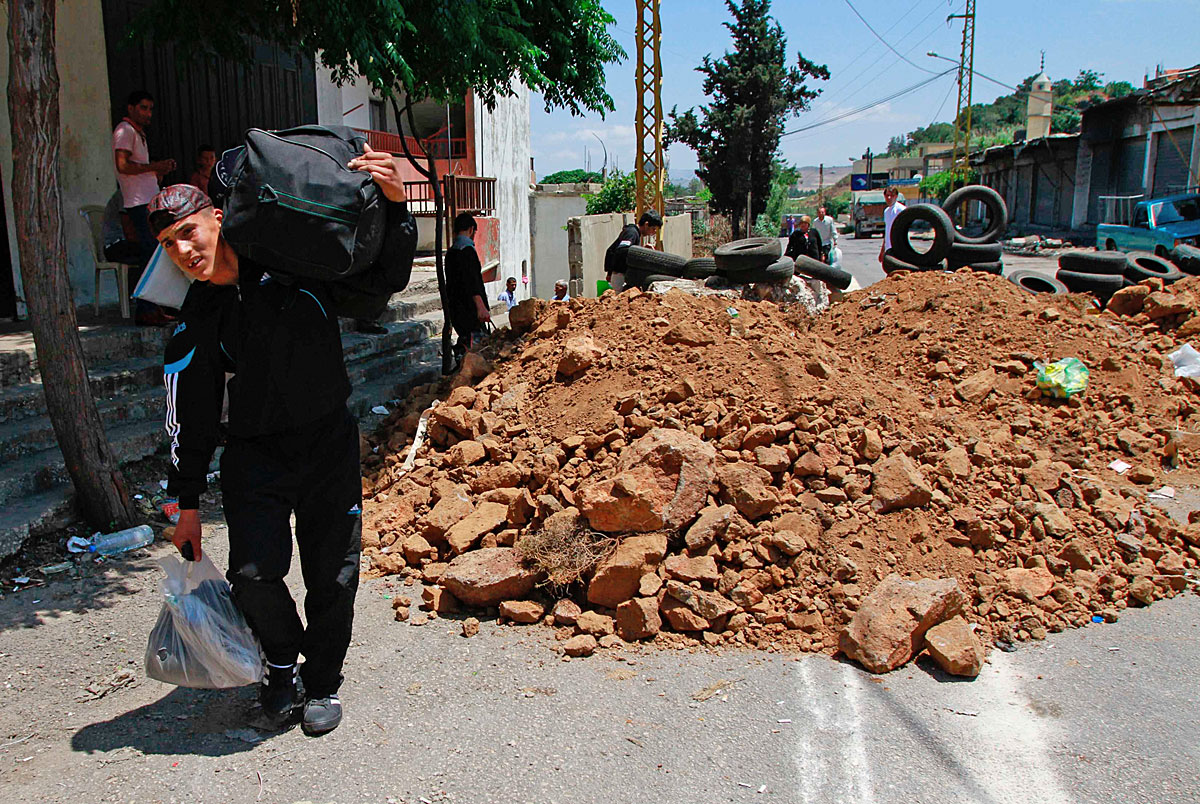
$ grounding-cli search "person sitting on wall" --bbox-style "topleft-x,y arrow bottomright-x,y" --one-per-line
445,212 -> 491,366
497,276 -> 518,310
604,210 -> 662,291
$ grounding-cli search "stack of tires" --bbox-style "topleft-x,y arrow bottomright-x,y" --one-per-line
707,237 -> 855,291
1051,249 -> 1184,306
881,185 -> 1009,276
624,244 -> 721,289
1172,244 -> 1200,276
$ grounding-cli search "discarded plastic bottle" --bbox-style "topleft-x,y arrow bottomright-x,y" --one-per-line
87,525 -> 155,556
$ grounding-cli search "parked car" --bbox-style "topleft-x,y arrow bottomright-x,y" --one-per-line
1096,193 -> 1200,256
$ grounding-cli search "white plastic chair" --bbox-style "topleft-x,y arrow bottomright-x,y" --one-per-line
79,205 -> 132,318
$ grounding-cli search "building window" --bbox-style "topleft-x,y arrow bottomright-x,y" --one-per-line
369,99 -> 386,132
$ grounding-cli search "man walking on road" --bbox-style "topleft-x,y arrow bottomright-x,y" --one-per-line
153,144 -> 416,736
812,205 -> 837,263
878,186 -> 905,265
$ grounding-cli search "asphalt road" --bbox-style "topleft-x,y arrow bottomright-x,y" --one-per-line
0,511 -> 1197,804
0,239 -> 1196,803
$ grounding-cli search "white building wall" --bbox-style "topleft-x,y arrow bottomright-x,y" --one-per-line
474,86 -> 532,305
314,63 -> 373,129
0,0 -> 118,312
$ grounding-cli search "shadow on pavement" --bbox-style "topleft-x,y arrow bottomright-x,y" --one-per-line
71,682 -> 287,757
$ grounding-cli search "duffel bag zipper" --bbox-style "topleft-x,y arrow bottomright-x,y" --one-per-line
257,185 -> 358,226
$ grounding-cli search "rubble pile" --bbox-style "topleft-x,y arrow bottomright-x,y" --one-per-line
360,270 -> 1200,674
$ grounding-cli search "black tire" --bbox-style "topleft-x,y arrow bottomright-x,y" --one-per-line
1125,251 -> 1184,284
794,254 -> 853,290
887,204 -> 955,267
625,267 -> 682,289
1056,268 -> 1126,301
1008,269 -> 1066,295
713,237 -> 782,272
947,241 -> 1002,264
882,251 -> 942,274
725,255 -> 795,284
952,260 -> 1003,275
941,185 -> 1008,244
1057,250 -> 1128,275
682,257 -> 717,279
626,245 -> 686,276
1171,244 -> 1200,276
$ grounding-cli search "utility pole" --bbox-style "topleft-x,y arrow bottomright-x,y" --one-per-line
818,163 -> 824,204
634,0 -> 665,223
949,0 -> 977,176
865,147 -> 874,188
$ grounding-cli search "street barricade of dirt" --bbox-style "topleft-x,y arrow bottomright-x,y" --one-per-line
359,271 -> 1200,675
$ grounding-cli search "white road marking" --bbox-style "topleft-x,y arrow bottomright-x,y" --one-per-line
793,658 -> 875,804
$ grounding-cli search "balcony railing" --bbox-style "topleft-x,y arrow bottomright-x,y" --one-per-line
402,175 -> 497,218
353,128 -> 426,158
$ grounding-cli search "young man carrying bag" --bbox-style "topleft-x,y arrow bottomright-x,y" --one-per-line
153,136 -> 415,735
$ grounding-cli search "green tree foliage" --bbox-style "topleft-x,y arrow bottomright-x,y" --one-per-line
541,168 -> 603,185
132,0 -> 624,116
585,170 -> 636,214
758,159 -> 800,234
665,0 -> 827,238
919,168 -> 978,202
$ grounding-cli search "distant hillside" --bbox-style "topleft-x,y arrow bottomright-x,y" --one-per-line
795,165 -> 852,192
882,69 -> 1136,156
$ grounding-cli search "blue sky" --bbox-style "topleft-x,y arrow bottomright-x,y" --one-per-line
531,0 -> 1200,180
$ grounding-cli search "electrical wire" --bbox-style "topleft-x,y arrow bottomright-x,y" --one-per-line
782,67 -> 957,137
818,0 -> 927,91
841,0 -> 939,74
928,72 -> 957,125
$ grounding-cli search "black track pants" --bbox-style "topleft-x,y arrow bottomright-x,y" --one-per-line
222,406 -> 361,698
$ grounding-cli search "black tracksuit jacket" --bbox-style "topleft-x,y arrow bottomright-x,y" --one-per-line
163,202 -> 415,509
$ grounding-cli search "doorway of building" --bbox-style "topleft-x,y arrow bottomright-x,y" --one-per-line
0,173 -> 16,320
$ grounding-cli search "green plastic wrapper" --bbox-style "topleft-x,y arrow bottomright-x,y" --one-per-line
1036,357 -> 1089,398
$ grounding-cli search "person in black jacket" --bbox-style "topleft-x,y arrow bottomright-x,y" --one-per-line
152,160 -> 414,736
603,210 -> 662,291
444,213 -> 490,367
784,214 -> 822,262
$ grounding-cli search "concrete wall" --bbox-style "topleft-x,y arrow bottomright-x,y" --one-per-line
473,87 -> 532,305
529,184 -> 598,299
0,0 -> 121,312
567,212 -> 692,299
315,63 -> 373,130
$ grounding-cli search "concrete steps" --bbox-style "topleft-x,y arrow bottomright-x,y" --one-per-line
0,293 -> 445,560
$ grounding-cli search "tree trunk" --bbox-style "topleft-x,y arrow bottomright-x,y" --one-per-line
390,97 -> 454,376
6,0 -> 133,529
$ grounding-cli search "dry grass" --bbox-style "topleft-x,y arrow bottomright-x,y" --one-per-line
515,516 -> 617,593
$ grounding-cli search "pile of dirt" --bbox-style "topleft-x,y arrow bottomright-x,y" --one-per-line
359,270 -> 1200,673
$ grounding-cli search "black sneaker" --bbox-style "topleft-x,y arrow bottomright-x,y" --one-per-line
260,662 -> 299,717
302,694 -> 343,736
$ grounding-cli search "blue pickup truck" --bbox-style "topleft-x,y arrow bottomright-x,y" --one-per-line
1096,193 -> 1200,256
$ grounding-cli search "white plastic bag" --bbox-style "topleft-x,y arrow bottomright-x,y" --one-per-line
829,245 -> 843,269
145,555 -> 261,688
1168,344 -> 1200,378
133,245 -> 193,310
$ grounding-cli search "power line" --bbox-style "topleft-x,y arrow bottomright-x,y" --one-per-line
784,72 -> 955,143
841,0 -> 939,75
783,67 -> 957,137
819,0 -> 927,92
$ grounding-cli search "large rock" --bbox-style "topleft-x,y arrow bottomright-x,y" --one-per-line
663,554 -> 720,584
716,462 -> 778,520
684,505 -> 737,552
955,368 -> 998,403
587,533 -> 669,608
660,596 -> 710,631
839,574 -> 965,673
1000,566 -> 1053,601
870,453 -> 932,514
665,580 -> 737,621
1106,284 -> 1149,316
579,429 -> 717,533
616,598 -> 662,640
440,548 -> 540,607
508,298 -> 544,333
924,617 -> 985,677
445,502 -> 508,554
557,334 -> 606,378
422,486 -> 474,539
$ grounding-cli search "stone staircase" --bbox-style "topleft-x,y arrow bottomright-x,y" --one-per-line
0,293 -> 446,560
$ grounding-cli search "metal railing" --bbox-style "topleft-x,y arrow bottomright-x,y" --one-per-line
352,128 -> 426,157
402,175 -> 497,217
420,136 -> 469,160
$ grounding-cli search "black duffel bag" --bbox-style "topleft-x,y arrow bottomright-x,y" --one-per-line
221,125 -> 387,282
